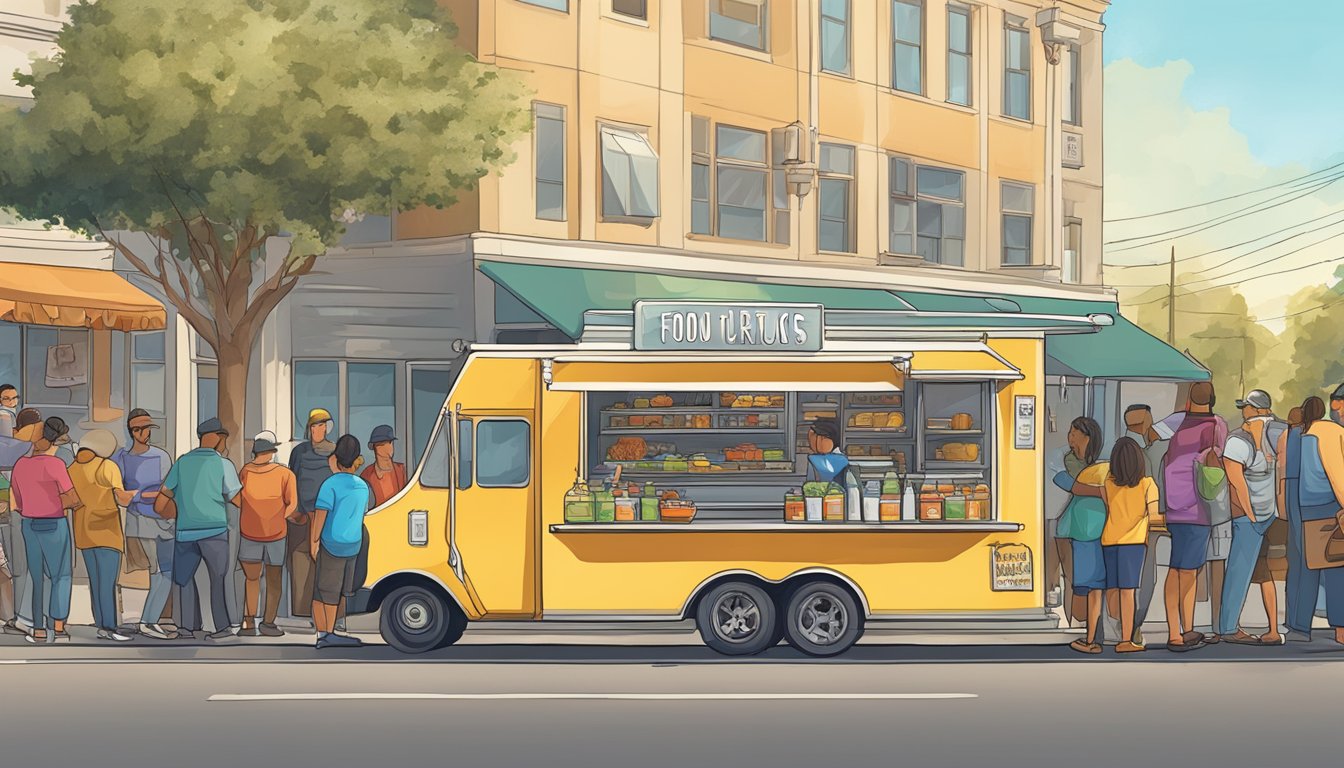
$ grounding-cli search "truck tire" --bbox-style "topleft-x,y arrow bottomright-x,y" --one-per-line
379,584 -> 467,654
782,581 -> 863,657
695,581 -> 779,656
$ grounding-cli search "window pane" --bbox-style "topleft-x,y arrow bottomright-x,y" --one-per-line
293,360 -> 339,439
943,204 -> 965,237
917,167 -> 964,200
818,143 -> 854,175
411,368 -> 453,468
820,17 -> 849,74
948,7 -> 970,52
420,421 -> 450,488
716,125 -> 767,163
536,116 -> 564,183
1007,27 -> 1028,70
917,235 -> 940,264
457,419 -> 473,490
889,157 -> 911,196
348,362 -> 395,464
821,0 -> 848,18
612,0 -> 646,19
133,331 -> 165,362
196,370 -> 218,423
692,201 -> 711,235
889,199 -> 915,252
692,116 -> 710,155
774,208 -> 791,244
893,0 -> 922,45
25,327 -> 87,406
942,238 -> 965,267
917,200 -> 942,236
476,420 -> 531,487
692,162 -> 710,200
818,178 -> 850,253
131,363 -> 165,416
948,52 -> 970,105
719,206 -> 766,241
1064,46 -> 1080,124
717,166 -> 767,208
0,323 -> 19,393
1002,182 -> 1034,213
1004,214 -> 1032,250
521,0 -> 568,10
537,180 -> 565,221
628,154 -> 660,217
602,145 -> 630,216
710,0 -> 766,50
893,42 -> 921,94
1006,71 -> 1030,119
772,169 -> 788,209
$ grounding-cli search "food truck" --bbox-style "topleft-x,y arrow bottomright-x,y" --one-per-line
349,301 -> 1114,656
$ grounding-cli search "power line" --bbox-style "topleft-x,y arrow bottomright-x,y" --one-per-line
1103,158 -> 1344,223
1103,173 -> 1344,252
1103,207 -> 1344,269
1179,243 -> 1344,296
1183,228 -> 1344,287
1256,293 -> 1344,323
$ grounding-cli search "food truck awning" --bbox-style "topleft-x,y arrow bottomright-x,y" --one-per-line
908,349 -> 1022,381
894,290 -> 1209,382
0,262 -> 166,331
548,359 -> 906,392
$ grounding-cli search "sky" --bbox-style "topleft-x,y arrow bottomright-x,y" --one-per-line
1101,1 -> 1344,325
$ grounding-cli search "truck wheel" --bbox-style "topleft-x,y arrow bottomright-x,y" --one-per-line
696,581 -> 779,656
783,582 -> 863,657
379,585 -> 465,654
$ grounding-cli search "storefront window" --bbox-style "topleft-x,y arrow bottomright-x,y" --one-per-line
196,366 -> 219,422
0,323 -> 21,393
130,331 -> 166,417
476,420 -> 531,487
348,362 -> 396,462
293,360 -> 339,439
411,367 -> 455,467
24,326 -> 88,407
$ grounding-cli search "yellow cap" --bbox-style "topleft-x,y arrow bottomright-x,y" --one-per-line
307,408 -> 333,427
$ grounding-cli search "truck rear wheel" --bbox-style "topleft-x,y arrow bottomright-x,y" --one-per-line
379,584 -> 467,654
696,581 -> 779,656
783,582 -> 863,657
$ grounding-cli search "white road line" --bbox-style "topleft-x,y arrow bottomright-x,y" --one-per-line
209,692 -> 977,702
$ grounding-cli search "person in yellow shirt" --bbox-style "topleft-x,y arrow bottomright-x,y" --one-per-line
67,429 -> 136,642
1068,438 -> 1159,655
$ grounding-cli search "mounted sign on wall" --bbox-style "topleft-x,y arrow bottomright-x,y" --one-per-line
633,301 -> 824,353
1015,395 -> 1036,449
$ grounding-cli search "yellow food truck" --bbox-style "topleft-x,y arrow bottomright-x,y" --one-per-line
349,301 -> 1113,656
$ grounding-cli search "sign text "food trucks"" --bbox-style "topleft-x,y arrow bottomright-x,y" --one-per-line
633,302 -> 824,352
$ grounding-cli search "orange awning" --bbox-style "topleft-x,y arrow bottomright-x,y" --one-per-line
0,262 -> 166,331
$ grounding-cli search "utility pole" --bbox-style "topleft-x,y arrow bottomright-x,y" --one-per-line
1167,245 -> 1176,344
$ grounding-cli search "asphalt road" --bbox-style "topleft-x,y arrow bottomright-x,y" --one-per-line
3,638 -> 1344,768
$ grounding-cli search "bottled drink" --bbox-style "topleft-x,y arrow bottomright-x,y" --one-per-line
564,479 -> 595,523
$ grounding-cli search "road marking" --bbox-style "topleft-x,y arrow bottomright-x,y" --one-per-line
209,692 -> 977,702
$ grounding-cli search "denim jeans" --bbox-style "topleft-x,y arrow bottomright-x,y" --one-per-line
1218,515 -> 1274,635
174,533 -> 231,634
132,536 -> 176,625
81,547 -> 121,631
20,517 -> 71,630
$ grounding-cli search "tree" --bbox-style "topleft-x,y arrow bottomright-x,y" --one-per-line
1278,267 -> 1344,408
0,0 -> 528,458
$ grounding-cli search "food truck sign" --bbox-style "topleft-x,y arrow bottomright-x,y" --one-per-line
634,301 -> 824,352
990,543 -> 1034,591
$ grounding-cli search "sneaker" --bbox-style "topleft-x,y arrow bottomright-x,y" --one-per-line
24,632 -> 47,644
258,623 -> 285,638
139,623 -> 174,640
315,633 -> 337,650
328,633 -> 363,647
206,628 -> 238,642
97,629 -> 133,642
2,620 -> 26,636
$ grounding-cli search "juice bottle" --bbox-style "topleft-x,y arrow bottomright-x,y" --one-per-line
564,479 -> 595,523
640,481 -> 660,521
595,482 -> 616,522
823,489 -> 845,521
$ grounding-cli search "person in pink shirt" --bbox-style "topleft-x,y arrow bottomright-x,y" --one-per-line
10,417 -> 81,643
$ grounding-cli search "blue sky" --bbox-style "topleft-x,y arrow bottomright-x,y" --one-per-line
1103,0 -> 1344,168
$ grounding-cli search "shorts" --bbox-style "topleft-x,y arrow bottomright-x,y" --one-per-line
238,537 -> 286,566
314,547 -> 358,605
1103,544 -> 1146,590
1168,523 -> 1211,571
1071,538 -> 1105,595
1252,517 -> 1289,584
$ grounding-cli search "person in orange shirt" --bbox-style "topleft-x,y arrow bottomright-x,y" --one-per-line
237,432 -> 297,637
360,425 -> 407,508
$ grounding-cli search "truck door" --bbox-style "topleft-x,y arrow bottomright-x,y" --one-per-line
452,409 -> 537,617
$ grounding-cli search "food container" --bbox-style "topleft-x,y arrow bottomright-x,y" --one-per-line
862,481 -> 881,523
594,486 -> 616,522
784,491 -> 806,522
927,417 -> 953,430
564,479 -> 595,523
659,500 -> 697,522
823,491 -> 845,522
968,485 -> 991,520
614,497 -> 638,522
805,496 -> 823,522
634,398 -> 651,409
879,494 -> 901,522
919,485 -> 944,521
943,494 -> 967,520
610,416 -> 628,429
641,482 -> 659,521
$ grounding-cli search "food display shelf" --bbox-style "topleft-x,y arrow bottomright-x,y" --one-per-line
551,521 -> 1023,534
601,428 -> 783,435
601,406 -> 786,415
925,429 -> 985,436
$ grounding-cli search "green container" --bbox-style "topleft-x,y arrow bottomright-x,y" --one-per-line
563,480 -> 595,523
595,486 -> 616,522
640,482 -> 659,521
881,470 -> 901,496
943,495 -> 967,520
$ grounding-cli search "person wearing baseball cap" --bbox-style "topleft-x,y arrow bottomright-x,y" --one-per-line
286,407 -> 336,623
237,431 -> 296,637
154,417 -> 242,641
360,425 -> 407,508
10,417 -> 80,643
113,408 -> 176,639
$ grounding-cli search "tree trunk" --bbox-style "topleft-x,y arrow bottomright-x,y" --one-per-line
216,337 -> 252,468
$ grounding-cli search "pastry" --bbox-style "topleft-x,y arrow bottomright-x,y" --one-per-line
633,398 -> 651,409
651,394 -> 674,408
732,395 -> 753,408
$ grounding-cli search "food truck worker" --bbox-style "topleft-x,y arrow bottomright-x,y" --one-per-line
807,419 -> 849,483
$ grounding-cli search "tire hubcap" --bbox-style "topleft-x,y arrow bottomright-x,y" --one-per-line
400,598 -> 432,632
712,591 -> 762,643
797,594 -> 848,645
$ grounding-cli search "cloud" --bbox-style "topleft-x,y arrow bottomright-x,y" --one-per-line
1104,59 -> 1344,325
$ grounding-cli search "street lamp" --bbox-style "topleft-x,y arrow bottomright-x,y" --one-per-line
779,120 -> 816,209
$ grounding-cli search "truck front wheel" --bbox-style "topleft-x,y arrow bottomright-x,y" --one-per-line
695,581 -> 779,656
379,584 -> 467,654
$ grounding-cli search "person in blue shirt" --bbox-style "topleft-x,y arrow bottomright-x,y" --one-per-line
113,409 -> 175,639
155,418 -> 242,641
310,434 -> 371,649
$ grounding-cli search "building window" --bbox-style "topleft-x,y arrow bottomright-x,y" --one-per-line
1063,44 -> 1081,126
534,103 -> 566,221
709,0 -> 768,52
520,0 -> 568,11
891,0 -> 923,95
24,327 -> 88,407
1063,219 -> 1082,284
1001,181 -> 1035,266
599,124 -> 660,220
475,420 -> 532,487
769,127 -> 792,245
612,0 -> 647,20
715,124 -> 769,241
129,331 -> 166,417
889,160 -> 965,266
0,323 -> 19,396
817,143 -> 855,253
1003,18 -> 1031,121
947,5 -> 972,106
293,359 -> 396,465
691,116 -> 712,234
192,332 -> 217,423
820,0 -> 850,75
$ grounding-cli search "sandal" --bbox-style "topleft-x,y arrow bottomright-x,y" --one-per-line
1069,639 -> 1103,654
1225,632 -> 1262,646
1115,641 -> 1147,653
1181,630 -> 1206,645
1167,638 -> 1204,653
1257,634 -> 1284,645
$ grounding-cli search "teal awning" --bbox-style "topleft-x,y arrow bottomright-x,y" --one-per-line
478,261 -> 914,338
